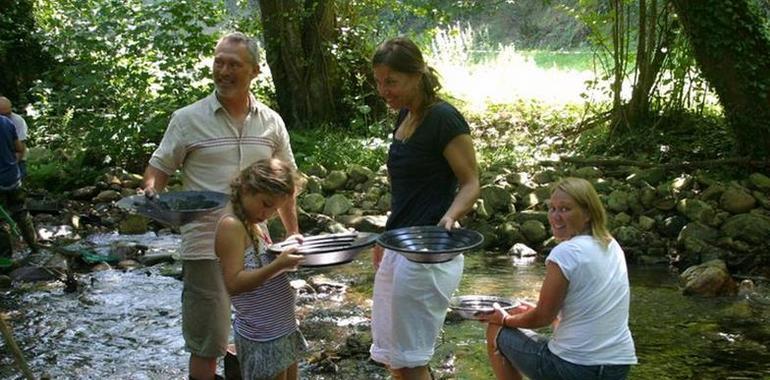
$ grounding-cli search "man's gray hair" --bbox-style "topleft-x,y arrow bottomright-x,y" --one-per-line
219,32 -> 260,65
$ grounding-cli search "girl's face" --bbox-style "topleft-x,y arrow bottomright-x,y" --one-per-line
547,189 -> 591,242
373,64 -> 422,110
240,191 -> 291,224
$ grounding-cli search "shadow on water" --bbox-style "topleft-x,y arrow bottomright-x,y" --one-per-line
2,234 -> 770,379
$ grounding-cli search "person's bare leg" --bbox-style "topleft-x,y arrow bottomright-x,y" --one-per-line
486,325 -> 522,380
280,362 -> 298,380
391,365 -> 431,380
189,354 -> 217,380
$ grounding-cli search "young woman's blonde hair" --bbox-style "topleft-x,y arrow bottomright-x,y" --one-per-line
552,177 -> 613,247
229,158 -> 300,243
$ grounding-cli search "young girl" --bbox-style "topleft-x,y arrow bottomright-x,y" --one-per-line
215,158 -> 306,380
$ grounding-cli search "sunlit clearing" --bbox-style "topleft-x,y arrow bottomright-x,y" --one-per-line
427,24 -> 598,113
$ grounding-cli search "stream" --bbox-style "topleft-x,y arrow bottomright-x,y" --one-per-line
1,231 -> 769,379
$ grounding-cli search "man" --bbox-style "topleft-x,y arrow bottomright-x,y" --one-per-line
0,114 -> 37,257
0,97 -> 28,178
142,32 -> 300,380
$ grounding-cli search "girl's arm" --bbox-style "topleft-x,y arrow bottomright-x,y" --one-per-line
215,216 -> 302,296
440,134 -> 480,229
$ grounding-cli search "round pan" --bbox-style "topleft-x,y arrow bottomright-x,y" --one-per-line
376,225 -> 484,263
268,232 -> 379,267
117,191 -> 228,226
449,295 -> 521,320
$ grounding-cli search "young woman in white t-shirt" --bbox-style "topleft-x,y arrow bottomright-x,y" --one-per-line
481,177 -> 637,380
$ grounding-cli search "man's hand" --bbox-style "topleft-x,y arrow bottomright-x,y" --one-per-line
372,244 -> 384,271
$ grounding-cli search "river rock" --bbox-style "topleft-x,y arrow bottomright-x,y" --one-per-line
305,176 -> 323,194
118,214 -> 149,235
720,213 -> 770,244
480,184 -> 513,212
719,186 -> 756,214
679,259 -> 737,297
474,199 -> 491,220
752,191 -> 770,209
614,212 -> 632,226
614,226 -> 642,246
0,275 -> 11,288
518,192 -> 540,209
322,170 -> 348,192
521,220 -> 547,244
638,215 -> 655,231
347,164 -> 374,184
497,222 -> 525,247
301,193 -> 326,213
323,194 -> 352,217
306,163 -> 328,178
514,210 -> 549,225
677,222 -> 719,254
677,199 -> 716,225
72,186 -> 99,200
94,190 -> 121,203
749,172 -> 770,192
346,215 -> 387,233
508,242 -> 537,257
376,193 -> 390,212
572,166 -> 602,179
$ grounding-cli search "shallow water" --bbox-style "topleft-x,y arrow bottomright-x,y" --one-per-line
2,233 -> 769,380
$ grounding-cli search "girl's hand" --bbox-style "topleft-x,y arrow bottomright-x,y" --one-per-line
275,247 -> 304,271
285,233 -> 304,244
372,244 -> 384,271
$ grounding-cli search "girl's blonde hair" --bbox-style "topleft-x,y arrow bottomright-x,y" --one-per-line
552,177 -> 613,247
230,158 -> 300,242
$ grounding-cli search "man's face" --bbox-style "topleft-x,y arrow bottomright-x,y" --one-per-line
212,40 -> 259,99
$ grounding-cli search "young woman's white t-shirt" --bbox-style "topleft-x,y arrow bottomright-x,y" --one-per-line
546,235 -> 638,365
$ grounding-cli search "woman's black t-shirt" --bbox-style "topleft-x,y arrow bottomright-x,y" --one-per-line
385,101 -> 471,230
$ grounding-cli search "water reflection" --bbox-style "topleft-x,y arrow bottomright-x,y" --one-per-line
2,239 -> 770,380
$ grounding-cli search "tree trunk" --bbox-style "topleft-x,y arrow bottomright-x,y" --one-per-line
259,0 -> 343,129
671,0 -> 770,158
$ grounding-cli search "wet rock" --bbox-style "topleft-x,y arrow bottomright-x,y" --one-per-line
94,190 -> 121,203
9,266 -> 60,282
659,215 -> 688,237
305,163 -> 328,178
346,215 -> 387,233
521,220 -> 547,244
679,259 -> 737,297
139,252 -> 175,266
514,210 -> 549,225
473,199 -> 490,220
720,186 -> 756,214
638,216 -> 656,231
720,213 -> 770,244
480,184 -> 513,212
72,186 -> 99,200
91,262 -> 112,272
324,194 -> 352,217
118,214 -> 149,235
322,170 -> 348,192
677,222 -> 719,253
677,199 -> 716,225
497,222 -> 525,247
300,193 -> 326,213
0,275 -> 11,288
305,175 -> 323,194
700,183 -> 727,202
749,172 -> 770,192
508,243 -> 537,257
347,164 -> 374,184
117,259 -> 140,270
572,166 -> 602,179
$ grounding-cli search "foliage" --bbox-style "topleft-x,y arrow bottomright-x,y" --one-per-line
289,126 -> 388,172
30,0 -> 225,177
0,0 -> 52,104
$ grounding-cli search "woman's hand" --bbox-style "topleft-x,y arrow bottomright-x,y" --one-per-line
437,216 -> 459,230
274,247 -> 304,272
372,244 -> 384,271
479,303 -> 511,326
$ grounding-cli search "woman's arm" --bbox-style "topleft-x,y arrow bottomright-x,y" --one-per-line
440,134 -> 480,229
485,261 -> 568,329
215,216 -> 302,296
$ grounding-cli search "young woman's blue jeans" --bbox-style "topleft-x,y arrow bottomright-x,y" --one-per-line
496,328 -> 631,380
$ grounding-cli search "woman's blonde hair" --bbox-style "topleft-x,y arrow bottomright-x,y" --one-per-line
230,158 -> 300,242
552,177 -> 613,247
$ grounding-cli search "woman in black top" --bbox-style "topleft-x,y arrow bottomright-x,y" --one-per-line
369,37 -> 480,380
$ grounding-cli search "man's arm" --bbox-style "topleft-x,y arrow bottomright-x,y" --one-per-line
142,164 -> 170,197
14,139 -> 23,162
277,195 -> 300,238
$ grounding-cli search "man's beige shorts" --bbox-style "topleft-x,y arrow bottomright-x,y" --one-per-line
182,259 -> 231,358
